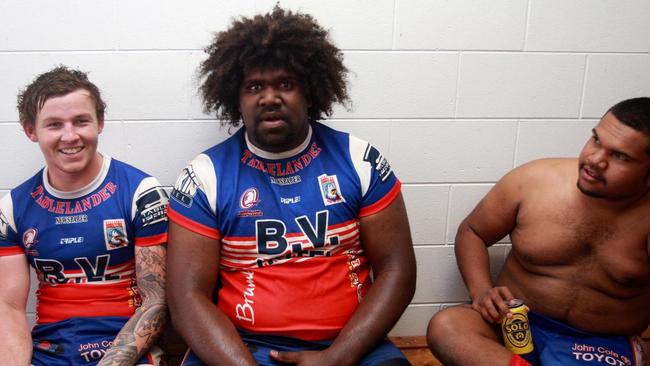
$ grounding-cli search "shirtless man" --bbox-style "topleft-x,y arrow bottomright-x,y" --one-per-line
427,97 -> 650,366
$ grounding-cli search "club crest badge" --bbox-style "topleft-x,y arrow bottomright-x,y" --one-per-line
103,219 -> 129,250
318,174 -> 345,206
22,228 -> 38,249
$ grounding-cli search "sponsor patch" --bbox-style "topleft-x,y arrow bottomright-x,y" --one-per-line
22,228 -> 38,248
318,174 -> 345,206
280,196 -> 301,204
34,339 -> 64,354
103,219 -> 129,250
171,164 -> 201,207
270,175 -> 302,186
363,144 -> 393,182
60,237 -> 84,245
136,186 -> 168,227
55,214 -> 88,225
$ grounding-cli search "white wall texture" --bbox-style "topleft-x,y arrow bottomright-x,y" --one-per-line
1,0 -> 649,336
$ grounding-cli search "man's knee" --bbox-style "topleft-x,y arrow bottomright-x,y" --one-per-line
427,305 -> 496,349
427,306 -> 463,348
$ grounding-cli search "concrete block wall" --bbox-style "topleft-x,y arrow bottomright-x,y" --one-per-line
1,0 -> 649,336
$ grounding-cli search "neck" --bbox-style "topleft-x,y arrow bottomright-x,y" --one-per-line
47,153 -> 104,192
577,187 -> 649,212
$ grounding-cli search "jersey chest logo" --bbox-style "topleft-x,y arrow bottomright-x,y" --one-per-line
318,174 -> 345,205
103,219 -> 129,250
255,210 -> 340,266
34,254 -> 121,284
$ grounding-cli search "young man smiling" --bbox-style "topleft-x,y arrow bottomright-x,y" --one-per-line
167,6 -> 416,366
0,66 -> 168,366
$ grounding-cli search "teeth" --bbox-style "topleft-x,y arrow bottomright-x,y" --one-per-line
61,147 -> 83,154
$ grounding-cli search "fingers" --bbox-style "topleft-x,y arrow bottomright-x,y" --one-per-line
270,350 -> 299,364
483,293 -> 501,323
494,287 -> 514,319
473,286 -> 515,324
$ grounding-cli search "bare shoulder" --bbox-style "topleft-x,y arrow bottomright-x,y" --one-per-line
501,158 -> 575,188
511,157 -> 575,177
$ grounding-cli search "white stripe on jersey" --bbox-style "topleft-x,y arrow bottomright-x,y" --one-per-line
193,153 -> 219,216
349,135 -> 372,198
0,193 -> 17,236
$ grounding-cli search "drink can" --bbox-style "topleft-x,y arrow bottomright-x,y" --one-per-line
501,299 -> 534,355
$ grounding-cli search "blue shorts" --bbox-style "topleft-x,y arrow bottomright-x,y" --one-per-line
181,330 -> 410,366
520,312 -> 646,366
31,317 -> 163,366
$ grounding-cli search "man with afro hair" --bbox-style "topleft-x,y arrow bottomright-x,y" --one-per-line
167,6 -> 416,366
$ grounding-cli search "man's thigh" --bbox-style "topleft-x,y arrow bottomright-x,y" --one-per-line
31,317 -> 163,366
180,337 -> 411,366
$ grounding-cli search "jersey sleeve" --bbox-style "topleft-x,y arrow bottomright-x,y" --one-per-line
131,177 -> 169,247
349,135 -> 401,217
168,153 -> 220,239
0,193 -> 24,256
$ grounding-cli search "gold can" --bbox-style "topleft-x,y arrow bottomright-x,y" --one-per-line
501,299 -> 534,355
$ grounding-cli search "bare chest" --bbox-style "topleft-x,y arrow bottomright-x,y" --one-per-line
511,199 -> 650,286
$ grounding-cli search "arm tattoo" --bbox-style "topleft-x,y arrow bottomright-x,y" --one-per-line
98,245 -> 169,366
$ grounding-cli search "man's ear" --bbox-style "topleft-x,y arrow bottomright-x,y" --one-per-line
23,123 -> 38,142
98,119 -> 104,134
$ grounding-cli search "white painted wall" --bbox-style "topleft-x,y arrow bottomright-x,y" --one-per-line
1,0 -> 649,336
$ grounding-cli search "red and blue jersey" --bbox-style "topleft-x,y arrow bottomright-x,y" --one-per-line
0,155 -> 168,324
168,121 -> 400,341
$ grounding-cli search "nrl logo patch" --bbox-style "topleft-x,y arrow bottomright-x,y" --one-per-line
318,174 -> 345,206
104,219 -> 129,250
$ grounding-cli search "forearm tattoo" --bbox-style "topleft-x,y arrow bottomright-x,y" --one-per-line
98,246 -> 168,366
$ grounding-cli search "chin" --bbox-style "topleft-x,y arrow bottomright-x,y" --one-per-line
576,181 -> 605,198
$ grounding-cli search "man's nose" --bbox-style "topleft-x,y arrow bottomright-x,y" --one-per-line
259,87 -> 280,106
588,148 -> 608,169
61,123 -> 79,141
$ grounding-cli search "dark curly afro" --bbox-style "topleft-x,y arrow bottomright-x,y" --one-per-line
199,5 -> 350,126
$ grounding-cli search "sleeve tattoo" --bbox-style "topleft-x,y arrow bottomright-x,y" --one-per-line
98,245 -> 168,366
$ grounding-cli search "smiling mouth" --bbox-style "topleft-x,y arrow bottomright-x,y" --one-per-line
60,147 -> 84,155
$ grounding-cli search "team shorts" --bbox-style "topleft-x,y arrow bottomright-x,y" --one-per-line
181,329 -> 410,366
31,316 -> 163,366
520,312 -> 646,366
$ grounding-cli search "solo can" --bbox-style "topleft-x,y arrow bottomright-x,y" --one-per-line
501,299 -> 534,355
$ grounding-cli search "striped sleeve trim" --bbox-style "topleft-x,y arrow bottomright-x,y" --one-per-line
135,233 -> 168,247
359,180 -> 401,218
0,246 -> 24,256
168,208 -> 221,240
